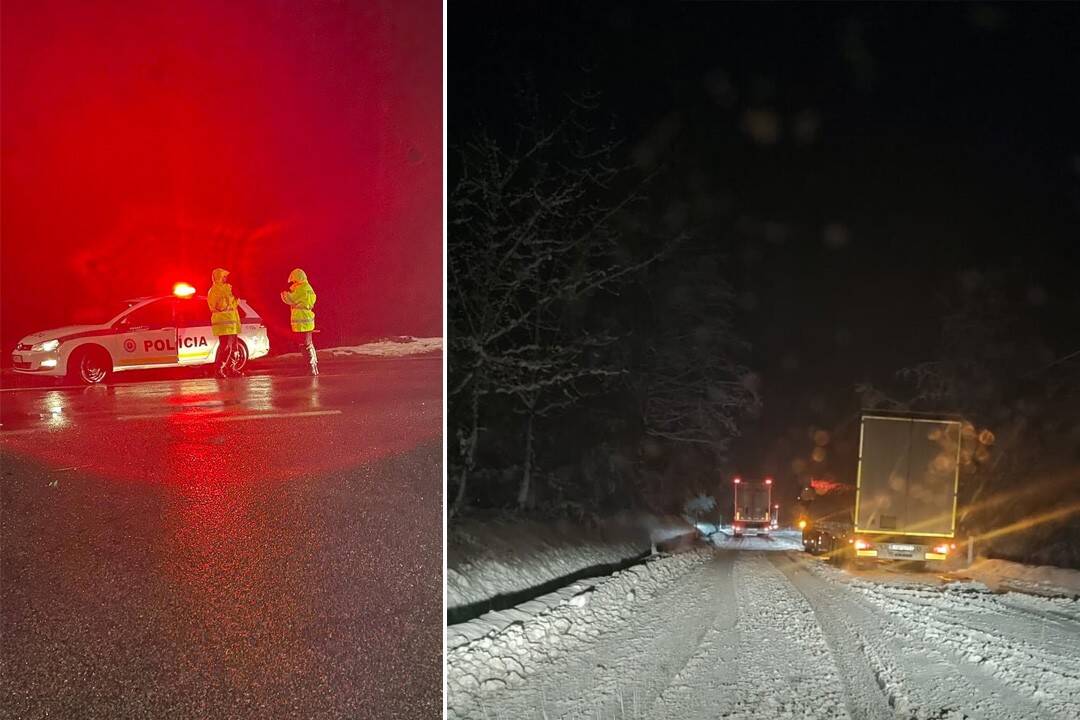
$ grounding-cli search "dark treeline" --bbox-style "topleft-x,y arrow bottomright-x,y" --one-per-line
448,97 -> 759,518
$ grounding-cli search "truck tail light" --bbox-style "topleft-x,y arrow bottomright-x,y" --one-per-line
933,544 -> 950,555
854,539 -> 870,550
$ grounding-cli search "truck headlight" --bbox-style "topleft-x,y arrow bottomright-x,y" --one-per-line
33,339 -> 60,352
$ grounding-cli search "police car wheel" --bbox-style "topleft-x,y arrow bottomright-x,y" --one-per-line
231,340 -> 249,371
71,346 -> 111,385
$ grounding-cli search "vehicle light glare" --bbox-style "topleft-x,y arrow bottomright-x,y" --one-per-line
733,477 -> 741,484
854,539 -> 870,550
34,339 -> 60,352
42,359 -> 58,368
798,520 -> 807,530
933,544 -> 949,555
173,282 -> 196,298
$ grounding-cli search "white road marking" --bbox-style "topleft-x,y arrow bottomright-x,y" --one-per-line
213,410 -> 342,422
116,409 -> 342,422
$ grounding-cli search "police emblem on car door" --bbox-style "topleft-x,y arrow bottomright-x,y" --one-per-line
113,299 -> 179,368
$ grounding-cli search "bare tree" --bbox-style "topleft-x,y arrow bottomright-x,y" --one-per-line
449,99 -> 663,513
636,251 -> 760,462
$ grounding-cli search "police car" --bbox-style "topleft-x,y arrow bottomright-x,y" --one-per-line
11,283 -> 270,384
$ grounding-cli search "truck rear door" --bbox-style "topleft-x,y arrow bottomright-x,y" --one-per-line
856,415 -> 960,536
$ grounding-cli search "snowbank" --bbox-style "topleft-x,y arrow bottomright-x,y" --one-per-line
447,513 -> 696,614
951,557 -> 1080,597
275,336 -> 441,360
446,548 -> 713,717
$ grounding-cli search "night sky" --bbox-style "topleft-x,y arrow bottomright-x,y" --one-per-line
2,0 -> 442,352
451,2 -> 1079,495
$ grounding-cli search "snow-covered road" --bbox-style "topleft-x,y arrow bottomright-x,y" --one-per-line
447,548 -> 1080,719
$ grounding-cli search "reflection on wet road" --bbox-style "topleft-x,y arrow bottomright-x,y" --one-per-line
0,357 -> 442,719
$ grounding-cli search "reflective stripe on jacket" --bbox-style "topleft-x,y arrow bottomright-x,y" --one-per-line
207,274 -> 240,337
280,269 -> 316,333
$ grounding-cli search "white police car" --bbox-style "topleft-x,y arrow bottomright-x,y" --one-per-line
11,284 -> 270,384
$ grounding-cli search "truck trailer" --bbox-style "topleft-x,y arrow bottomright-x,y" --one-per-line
850,414 -> 962,566
733,477 -> 773,537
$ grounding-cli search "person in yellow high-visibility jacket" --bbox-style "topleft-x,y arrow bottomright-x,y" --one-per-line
207,268 -> 242,377
280,268 -> 318,376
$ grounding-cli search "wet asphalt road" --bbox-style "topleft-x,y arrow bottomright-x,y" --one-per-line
0,356 -> 442,719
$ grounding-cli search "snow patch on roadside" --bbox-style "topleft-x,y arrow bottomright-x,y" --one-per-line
952,557 -> 1080,597
447,514 -> 695,612
276,336 -> 442,360
324,336 -> 442,357
446,548 -> 712,717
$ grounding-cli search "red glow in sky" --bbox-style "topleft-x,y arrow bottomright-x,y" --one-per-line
2,0 -> 442,349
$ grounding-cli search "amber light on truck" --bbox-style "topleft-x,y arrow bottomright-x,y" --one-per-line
798,520 -> 807,530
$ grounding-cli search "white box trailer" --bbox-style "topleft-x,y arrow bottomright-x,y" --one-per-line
852,414 -> 962,564
733,477 -> 773,537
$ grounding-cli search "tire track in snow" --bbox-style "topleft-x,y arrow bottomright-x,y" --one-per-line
844,576 -> 1080,718
450,547 -> 1079,719
793,553 -> 1068,719
643,552 -> 741,717
652,552 -> 851,719
450,551 -> 725,719
769,553 -> 896,720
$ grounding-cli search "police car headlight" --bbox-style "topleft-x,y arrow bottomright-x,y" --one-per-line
33,339 -> 60,352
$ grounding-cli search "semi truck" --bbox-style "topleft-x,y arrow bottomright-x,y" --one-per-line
732,477 -> 772,537
850,413 -> 961,566
798,413 -> 962,568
